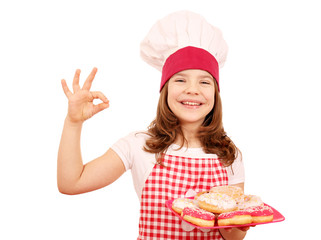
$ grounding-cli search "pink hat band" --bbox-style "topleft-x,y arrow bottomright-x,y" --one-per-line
160,46 -> 219,92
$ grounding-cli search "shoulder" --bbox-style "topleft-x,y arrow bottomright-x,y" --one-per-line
114,130 -> 150,142
226,148 -> 245,185
120,130 -> 150,145
234,148 -> 243,164
111,130 -> 153,170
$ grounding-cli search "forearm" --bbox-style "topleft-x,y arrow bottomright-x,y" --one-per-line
57,117 -> 84,194
219,228 -> 247,240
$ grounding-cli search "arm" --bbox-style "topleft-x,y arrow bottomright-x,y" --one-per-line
57,68 -> 125,195
218,183 -> 248,240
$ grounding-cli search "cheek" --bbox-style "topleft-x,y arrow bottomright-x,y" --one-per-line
167,87 -> 179,108
205,92 -> 215,108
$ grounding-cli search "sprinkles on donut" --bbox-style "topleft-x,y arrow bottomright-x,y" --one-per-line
247,205 -> 274,223
181,207 -> 215,227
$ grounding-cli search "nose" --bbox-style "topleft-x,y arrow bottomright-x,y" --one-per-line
185,81 -> 199,95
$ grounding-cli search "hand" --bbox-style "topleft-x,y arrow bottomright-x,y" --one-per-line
61,67 -> 109,123
224,225 -> 255,233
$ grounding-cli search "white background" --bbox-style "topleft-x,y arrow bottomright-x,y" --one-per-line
1,0 -> 320,239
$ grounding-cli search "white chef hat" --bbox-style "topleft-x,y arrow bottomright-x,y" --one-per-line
140,10 -> 228,92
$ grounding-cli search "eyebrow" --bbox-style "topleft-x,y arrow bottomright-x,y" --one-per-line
174,72 -> 214,80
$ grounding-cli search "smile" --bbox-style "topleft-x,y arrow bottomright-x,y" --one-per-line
181,101 -> 202,106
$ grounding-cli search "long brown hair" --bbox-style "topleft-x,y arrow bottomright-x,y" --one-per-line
143,79 -> 238,167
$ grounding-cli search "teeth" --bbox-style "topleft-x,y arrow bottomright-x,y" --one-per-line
182,101 -> 201,106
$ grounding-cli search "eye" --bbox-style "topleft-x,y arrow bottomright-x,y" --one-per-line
200,80 -> 211,85
175,79 -> 185,83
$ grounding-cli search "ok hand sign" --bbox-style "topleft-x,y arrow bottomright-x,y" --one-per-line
61,68 -> 109,123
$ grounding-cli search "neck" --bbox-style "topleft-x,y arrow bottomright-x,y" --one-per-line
176,123 -> 202,148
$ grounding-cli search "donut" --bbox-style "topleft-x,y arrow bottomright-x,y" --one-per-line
172,198 -> 195,214
238,195 -> 264,210
181,207 -> 215,227
247,205 -> 274,223
197,192 -> 237,213
217,210 -> 252,226
210,185 -> 244,204
194,191 -> 209,201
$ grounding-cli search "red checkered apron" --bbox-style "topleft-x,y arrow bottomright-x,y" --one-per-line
138,154 -> 228,239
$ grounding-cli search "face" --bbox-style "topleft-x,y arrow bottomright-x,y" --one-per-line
167,69 -> 215,128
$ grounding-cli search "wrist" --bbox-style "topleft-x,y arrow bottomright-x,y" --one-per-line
64,116 -> 84,128
219,228 -> 247,240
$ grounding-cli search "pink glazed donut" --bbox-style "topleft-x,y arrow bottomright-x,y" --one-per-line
217,210 -> 252,226
181,207 -> 215,227
247,205 -> 274,223
172,198 -> 195,214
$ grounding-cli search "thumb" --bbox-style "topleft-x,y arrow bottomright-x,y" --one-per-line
90,91 -> 109,115
93,101 -> 110,115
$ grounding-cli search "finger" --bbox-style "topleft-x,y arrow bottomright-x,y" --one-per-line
72,69 -> 81,93
224,228 -> 232,233
82,67 -> 97,91
91,91 -> 109,103
61,79 -> 72,98
238,226 -> 250,232
93,102 -> 110,114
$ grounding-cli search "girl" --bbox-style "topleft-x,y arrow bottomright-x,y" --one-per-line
58,11 -> 247,239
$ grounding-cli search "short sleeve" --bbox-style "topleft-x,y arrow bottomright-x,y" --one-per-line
226,150 -> 245,185
111,132 -> 137,171
110,131 -> 156,200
